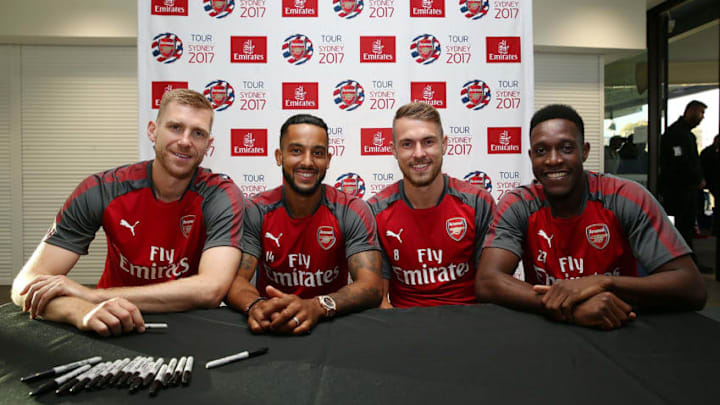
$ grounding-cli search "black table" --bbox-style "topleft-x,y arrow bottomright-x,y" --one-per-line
2,303 -> 720,404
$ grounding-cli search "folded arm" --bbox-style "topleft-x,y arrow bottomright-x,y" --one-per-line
92,246 -> 242,312
11,242 -> 146,336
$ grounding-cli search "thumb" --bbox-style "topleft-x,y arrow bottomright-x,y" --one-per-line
265,285 -> 286,299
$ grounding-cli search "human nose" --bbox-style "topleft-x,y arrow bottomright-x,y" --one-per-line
411,142 -> 426,159
177,130 -> 192,147
546,148 -> 563,165
300,150 -> 313,166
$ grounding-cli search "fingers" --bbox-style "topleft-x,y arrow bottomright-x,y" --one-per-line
270,299 -> 302,330
532,285 -> 550,294
31,282 -> 63,319
265,285 -> 287,299
80,298 -> 144,337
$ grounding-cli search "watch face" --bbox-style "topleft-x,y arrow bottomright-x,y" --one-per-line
322,296 -> 336,309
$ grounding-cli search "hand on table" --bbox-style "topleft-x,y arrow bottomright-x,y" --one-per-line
247,286 -> 322,335
571,291 -> 636,330
533,276 -> 612,321
20,274 -> 98,319
77,297 -> 146,337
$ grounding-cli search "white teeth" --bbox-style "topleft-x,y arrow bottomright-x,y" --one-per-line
412,164 -> 429,169
546,172 -> 566,179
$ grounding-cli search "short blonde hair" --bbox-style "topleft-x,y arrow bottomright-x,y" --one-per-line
392,102 -> 443,140
157,88 -> 214,128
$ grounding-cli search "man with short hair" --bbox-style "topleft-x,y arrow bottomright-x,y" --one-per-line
11,89 -> 244,336
225,114 -> 382,335
368,102 -> 495,308
475,104 -> 706,330
660,100 -> 707,249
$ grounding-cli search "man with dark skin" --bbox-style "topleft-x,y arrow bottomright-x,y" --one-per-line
225,114 -> 383,335
475,104 -> 706,330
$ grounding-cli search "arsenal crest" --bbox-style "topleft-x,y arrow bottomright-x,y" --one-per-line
317,226 -> 337,250
333,79 -> 365,111
334,172 -> 366,197
446,217 -> 467,242
586,223 -> 610,250
461,79 -> 492,111
410,34 -> 441,65
180,215 -> 196,239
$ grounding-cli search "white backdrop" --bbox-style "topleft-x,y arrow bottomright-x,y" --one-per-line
138,0 -> 534,202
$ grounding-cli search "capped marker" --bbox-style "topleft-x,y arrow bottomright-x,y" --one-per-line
181,356 -> 194,386
170,357 -> 186,386
112,356 -> 144,386
29,364 -> 91,397
149,363 -> 168,397
121,357 -> 151,387
20,356 -> 102,383
57,362 -> 105,395
144,322 -> 167,329
89,360 -> 119,389
97,358 -> 129,389
115,356 -> 145,387
129,357 -> 161,393
205,347 -> 268,369
70,362 -> 109,394
163,358 -> 178,387
143,357 -> 165,388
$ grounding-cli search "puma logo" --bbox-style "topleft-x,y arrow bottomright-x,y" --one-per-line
120,219 -> 140,237
538,229 -> 553,248
386,229 -> 403,244
265,232 -> 283,248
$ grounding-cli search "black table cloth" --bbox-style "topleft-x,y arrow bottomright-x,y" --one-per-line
2,303 -> 720,404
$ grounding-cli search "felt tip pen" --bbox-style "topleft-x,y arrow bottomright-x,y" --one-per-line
129,357 -> 161,393
28,364 -> 91,397
88,360 -> 119,389
170,357 -> 186,386
70,362 -> 109,394
121,357 -> 151,387
20,356 -> 102,383
97,358 -> 130,389
182,356 -> 194,385
205,348 -> 269,369
163,358 -> 178,387
148,364 -> 169,397
57,362 -> 106,395
111,356 -> 144,386
144,322 -> 168,329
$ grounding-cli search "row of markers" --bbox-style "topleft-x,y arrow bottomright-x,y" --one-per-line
24,355 -> 194,397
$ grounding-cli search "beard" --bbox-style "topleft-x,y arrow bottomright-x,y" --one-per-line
282,165 -> 326,196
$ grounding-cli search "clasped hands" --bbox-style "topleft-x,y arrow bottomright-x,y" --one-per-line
533,276 -> 636,330
19,274 -> 145,336
246,286 -> 323,335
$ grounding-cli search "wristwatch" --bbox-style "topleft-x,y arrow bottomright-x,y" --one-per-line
317,295 -> 337,318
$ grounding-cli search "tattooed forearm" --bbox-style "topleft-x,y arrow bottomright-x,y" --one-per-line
331,251 -> 383,314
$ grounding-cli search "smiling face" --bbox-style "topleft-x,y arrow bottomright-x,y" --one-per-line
529,118 -> 589,202
392,117 -> 447,189
275,123 -> 331,197
148,101 -> 214,181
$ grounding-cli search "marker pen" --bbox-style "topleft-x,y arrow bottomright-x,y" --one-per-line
20,356 -> 102,383
148,364 -> 168,397
112,356 -> 144,386
181,356 -> 194,386
28,364 -> 91,396
205,348 -> 268,369
97,358 -> 130,389
57,362 -> 106,395
121,357 -> 151,387
162,358 -> 177,387
89,359 -> 121,389
170,357 -> 186,386
129,357 -> 162,393
70,362 -> 110,394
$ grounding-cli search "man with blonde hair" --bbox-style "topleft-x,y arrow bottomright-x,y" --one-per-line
368,102 -> 495,307
12,89 -> 244,336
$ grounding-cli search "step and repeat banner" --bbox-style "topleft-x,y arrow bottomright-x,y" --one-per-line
138,0 -> 534,202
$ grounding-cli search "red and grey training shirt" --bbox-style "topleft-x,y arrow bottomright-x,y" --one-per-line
243,184 -> 380,299
368,175 -> 496,308
484,171 -> 690,285
44,161 -> 244,288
